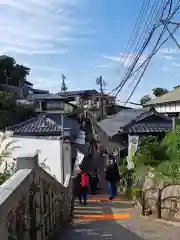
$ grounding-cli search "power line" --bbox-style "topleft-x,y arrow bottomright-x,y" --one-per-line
110,0 -> 166,97
161,20 -> 180,48
110,0 -> 179,101
123,1 -> 180,106
108,0 -> 151,82
109,0 -> 166,96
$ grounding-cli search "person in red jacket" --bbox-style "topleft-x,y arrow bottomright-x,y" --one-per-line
77,169 -> 89,205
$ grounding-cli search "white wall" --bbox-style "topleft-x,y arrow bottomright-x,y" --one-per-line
0,137 -> 72,184
155,102 -> 180,113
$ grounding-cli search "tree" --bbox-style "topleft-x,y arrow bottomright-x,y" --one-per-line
0,55 -> 30,86
174,85 -> 180,89
140,95 -> 151,105
152,88 -> 169,97
10,64 -> 30,87
0,91 -> 36,129
0,56 -> 16,84
0,91 -> 16,110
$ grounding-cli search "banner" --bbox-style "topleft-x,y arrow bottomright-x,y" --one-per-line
127,135 -> 139,170
73,150 -> 85,176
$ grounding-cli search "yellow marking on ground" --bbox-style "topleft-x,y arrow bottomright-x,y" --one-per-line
77,213 -> 130,220
87,197 -> 121,203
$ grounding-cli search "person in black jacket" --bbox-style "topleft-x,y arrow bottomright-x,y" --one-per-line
105,159 -> 120,200
90,168 -> 100,195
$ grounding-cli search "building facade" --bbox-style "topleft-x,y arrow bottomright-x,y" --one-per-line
144,87 -> 180,118
26,93 -> 77,115
57,89 -> 116,110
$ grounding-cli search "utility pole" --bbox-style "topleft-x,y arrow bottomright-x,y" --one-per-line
61,73 -> 67,97
96,76 -> 104,120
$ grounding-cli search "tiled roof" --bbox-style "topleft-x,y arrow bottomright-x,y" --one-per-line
27,93 -> 66,101
32,89 -> 49,94
126,122 -> 172,133
144,87 -> 180,105
9,115 -> 61,135
98,108 -> 150,137
8,113 -> 80,137
97,108 -> 172,137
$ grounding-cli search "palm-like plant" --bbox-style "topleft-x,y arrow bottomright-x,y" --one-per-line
0,131 -> 19,174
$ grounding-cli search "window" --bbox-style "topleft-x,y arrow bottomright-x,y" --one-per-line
46,101 -> 63,109
35,101 -> 41,108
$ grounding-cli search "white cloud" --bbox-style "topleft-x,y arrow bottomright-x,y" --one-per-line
173,63 -> 180,68
0,0 -> 81,55
159,48 -> 180,55
102,53 -> 147,68
31,65 -> 65,72
32,74 -> 75,93
164,56 -> 174,60
95,64 -> 112,68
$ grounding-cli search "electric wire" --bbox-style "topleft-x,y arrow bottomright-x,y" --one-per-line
111,0 -> 175,98
123,1 -> 180,105
108,0 -> 151,82
110,0 -> 166,97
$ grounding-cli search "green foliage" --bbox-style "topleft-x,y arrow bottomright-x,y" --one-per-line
155,126 -> 180,182
0,131 -> 19,184
174,85 -> 180,89
118,158 -> 130,189
0,55 -> 30,86
133,136 -> 167,168
0,91 -> 16,110
0,91 -> 36,129
152,88 -> 169,97
140,95 -> 151,105
132,126 -> 180,185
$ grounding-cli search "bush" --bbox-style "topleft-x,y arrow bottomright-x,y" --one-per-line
133,136 -> 167,168
0,91 -> 37,129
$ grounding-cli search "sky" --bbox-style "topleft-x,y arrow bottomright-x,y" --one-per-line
0,0 -> 180,105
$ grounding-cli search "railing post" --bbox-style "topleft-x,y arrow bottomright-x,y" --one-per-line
141,190 -> 145,216
156,186 -> 161,219
16,153 -> 39,240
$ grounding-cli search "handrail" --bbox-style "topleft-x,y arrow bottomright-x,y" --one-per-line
0,155 -> 74,239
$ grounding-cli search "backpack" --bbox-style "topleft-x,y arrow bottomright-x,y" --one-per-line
91,171 -> 97,179
81,173 -> 89,187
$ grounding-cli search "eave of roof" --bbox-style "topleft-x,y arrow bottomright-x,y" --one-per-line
27,93 -> 66,101
57,89 -> 98,96
124,122 -> 172,134
97,108 -> 150,137
97,108 -> 172,137
144,88 -> 180,106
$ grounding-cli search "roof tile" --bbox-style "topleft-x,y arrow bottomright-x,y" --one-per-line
145,87 -> 180,105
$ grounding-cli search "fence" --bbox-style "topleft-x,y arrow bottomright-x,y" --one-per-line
139,184 -> 180,221
0,153 -> 75,239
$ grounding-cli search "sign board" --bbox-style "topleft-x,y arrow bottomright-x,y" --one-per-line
127,135 -> 139,170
